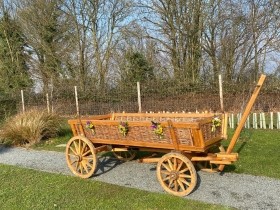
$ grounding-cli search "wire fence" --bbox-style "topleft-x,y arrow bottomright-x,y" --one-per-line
2,76 -> 277,118
0,73 -> 279,126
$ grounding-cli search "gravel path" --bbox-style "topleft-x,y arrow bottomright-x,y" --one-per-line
0,146 -> 280,210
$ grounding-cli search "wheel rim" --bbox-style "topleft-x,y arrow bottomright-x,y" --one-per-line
157,153 -> 197,197
66,136 -> 97,178
112,150 -> 136,161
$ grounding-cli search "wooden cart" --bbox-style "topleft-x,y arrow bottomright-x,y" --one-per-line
66,75 -> 266,197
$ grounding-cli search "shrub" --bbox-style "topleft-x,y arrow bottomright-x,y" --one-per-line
0,109 -> 61,147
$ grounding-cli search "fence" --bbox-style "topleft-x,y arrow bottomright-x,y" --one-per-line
228,112 -> 280,129
1,75 -> 280,126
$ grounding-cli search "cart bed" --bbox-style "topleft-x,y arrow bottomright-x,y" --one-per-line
68,112 -> 226,152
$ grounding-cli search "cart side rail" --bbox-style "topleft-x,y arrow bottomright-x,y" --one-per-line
68,113 -> 225,152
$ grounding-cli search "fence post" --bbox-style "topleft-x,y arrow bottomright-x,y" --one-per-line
21,90 -> 25,113
46,93 -> 50,113
218,74 -> 224,112
246,115 -> 250,129
277,112 -> 280,129
137,82 -> 142,113
259,113 -> 263,128
231,113 -> 235,128
253,113 -> 258,129
74,86 -> 80,116
260,112 -> 266,129
263,112 -> 267,129
270,112 -> 273,129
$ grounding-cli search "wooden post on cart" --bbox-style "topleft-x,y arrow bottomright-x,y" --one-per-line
218,74 -> 266,171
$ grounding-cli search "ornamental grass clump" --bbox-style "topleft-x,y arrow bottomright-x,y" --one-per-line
0,109 -> 61,147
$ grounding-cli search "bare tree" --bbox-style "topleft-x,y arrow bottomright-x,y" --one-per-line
140,0 -> 203,85
16,0 -> 71,93
203,0 -> 280,83
61,0 -> 92,92
83,0 -> 133,93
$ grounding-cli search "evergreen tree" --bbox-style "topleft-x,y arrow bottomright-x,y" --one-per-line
0,12 -> 31,95
122,51 -> 155,86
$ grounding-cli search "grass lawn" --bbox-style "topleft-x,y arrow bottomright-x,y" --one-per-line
0,164 -> 233,210
223,128 -> 280,179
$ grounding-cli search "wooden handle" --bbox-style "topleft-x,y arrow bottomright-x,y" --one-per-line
218,74 -> 266,171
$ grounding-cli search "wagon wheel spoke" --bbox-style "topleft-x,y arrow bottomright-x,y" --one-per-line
69,146 -> 78,156
74,161 -> 79,171
81,141 -> 86,154
177,179 -> 185,191
81,161 -> 89,174
168,179 -> 174,188
179,168 -> 189,173
167,159 -> 173,170
179,174 -> 192,178
78,139 -> 81,154
174,180 -> 178,192
66,136 -> 97,179
177,160 -> 184,171
70,159 -> 78,165
82,149 -> 92,157
73,140 -> 79,155
162,175 -> 171,182
173,157 -> 177,171
79,163 -> 84,174
85,161 -> 93,169
82,156 -> 94,160
179,177 -> 190,187
162,163 -> 171,172
160,170 -> 170,175
157,153 -> 197,197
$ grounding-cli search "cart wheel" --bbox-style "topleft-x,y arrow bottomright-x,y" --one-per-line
66,136 -> 97,178
157,153 -> 197,197
112,150 -> 136,161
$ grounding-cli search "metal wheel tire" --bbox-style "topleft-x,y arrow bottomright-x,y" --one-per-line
66,136 -> 97,178
157,152 -> 197,197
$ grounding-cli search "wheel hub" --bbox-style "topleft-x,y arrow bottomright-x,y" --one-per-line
170,171 -> 179,180
77,155 -> 83,162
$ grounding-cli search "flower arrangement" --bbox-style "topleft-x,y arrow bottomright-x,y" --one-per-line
118,121 -> 129,136
211,117 -> 221,132
151,121 -> 164,139
86,121 -> 95,134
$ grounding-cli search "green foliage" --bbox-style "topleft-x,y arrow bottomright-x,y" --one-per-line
0,164 -> 232,210
0,109 -> 61,146
0,91 -> 17,122
0,12 -> 32,94
121,51 -> 155,86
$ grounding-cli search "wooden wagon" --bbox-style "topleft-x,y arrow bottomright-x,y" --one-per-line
66,75 -> 266,197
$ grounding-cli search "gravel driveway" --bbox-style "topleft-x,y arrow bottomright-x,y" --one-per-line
0,146 -> 279,210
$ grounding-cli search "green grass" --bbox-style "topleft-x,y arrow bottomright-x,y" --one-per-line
0,164 -> 233,210
223,128 -> 280,179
